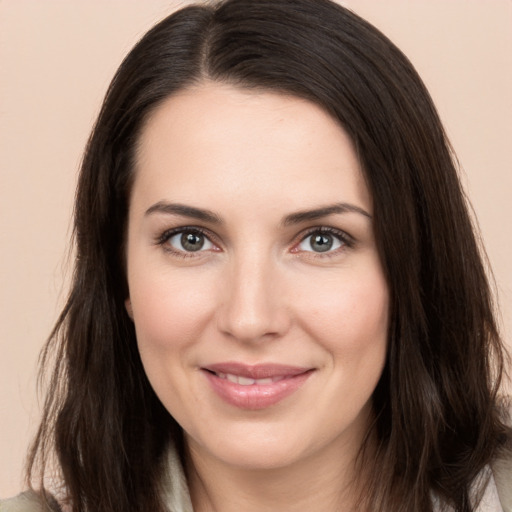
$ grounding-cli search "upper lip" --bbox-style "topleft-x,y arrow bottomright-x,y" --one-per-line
203,362 -> 312,380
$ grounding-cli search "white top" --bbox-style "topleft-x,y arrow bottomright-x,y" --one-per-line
160,444 -> 506,512
0,446 -> 508,511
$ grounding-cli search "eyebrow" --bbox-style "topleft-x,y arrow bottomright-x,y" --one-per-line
145,202 -> 223,224
282,203 -> 371,226
145,201 -> 371,226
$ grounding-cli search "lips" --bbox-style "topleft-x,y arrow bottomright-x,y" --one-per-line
201,362 -> 313,410
214,373 -> 281,386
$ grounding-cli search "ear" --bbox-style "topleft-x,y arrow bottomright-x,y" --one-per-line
125,298 -> 134,320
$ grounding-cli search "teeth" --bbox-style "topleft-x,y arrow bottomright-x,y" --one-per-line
216,372 -> 277,385
238,376 -> 256,385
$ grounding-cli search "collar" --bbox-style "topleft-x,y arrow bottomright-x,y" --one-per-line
160,443 -> 505,512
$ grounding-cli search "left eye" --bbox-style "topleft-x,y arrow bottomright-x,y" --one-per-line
166,230 -> 214,252
297,231 -> 344,253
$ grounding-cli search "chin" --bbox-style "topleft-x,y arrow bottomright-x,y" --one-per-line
186,423 -> 328,472
212,445 -> 307,471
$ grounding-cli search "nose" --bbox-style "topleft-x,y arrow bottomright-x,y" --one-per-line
216,253 -> 291,343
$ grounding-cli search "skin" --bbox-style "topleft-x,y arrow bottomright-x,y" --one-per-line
125,82 -> 389,512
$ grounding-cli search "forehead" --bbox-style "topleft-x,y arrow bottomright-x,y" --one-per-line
133,82 -> 371,216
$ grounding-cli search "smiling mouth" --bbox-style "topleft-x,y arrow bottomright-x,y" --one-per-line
201,363 -> 314,409
206,371 -> 285,386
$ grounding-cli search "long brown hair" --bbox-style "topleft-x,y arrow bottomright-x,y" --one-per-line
27,1 -> 511,511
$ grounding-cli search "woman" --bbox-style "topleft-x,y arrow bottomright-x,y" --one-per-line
3,0 -> 511,510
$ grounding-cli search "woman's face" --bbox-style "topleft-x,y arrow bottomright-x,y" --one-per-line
125,83 -> 389,471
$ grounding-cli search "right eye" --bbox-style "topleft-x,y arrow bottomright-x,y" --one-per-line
160,228 -> 215,254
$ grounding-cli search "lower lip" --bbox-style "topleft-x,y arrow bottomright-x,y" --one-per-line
203,370 -> 313,410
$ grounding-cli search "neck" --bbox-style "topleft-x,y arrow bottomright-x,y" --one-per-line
185,430 -> 373,512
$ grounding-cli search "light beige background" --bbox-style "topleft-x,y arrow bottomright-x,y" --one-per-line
1,0 -> 511,497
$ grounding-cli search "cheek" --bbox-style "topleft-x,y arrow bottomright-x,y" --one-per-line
128,269 -> 220,413
300,270 -> 388,344
129,268 -> 218,352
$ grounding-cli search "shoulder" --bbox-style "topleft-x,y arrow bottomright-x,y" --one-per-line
0,491 -> 62,512
492,446 -> 512,512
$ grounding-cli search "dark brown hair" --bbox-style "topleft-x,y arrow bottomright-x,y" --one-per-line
27,1 -> 510,511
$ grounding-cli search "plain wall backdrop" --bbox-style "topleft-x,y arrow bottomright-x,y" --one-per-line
1,0 -> 511,497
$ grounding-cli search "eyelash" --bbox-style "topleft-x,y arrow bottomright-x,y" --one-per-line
295,226 -> 354,255
156,226 -> 218,259
155,226 -> 354,258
